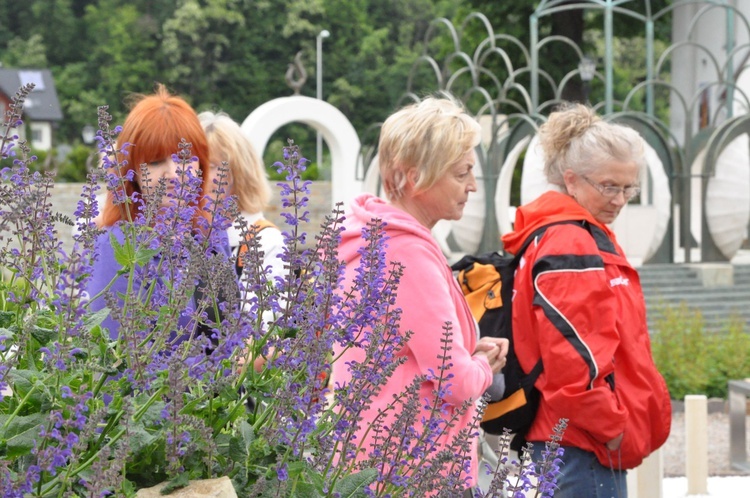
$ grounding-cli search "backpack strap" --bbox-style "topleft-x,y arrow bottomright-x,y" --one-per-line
508,219 -> 594,380
235,219 -> 277,277
509,219 -> 593,261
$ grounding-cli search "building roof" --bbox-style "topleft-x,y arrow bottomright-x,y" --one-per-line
0,68 -> 63,121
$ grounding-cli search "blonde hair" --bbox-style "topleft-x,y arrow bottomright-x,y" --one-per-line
198,111 -> 271,214
378,95 -> 481,200
538,103 -> 646,188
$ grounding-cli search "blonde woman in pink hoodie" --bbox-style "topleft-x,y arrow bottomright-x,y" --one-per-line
332,95 -> 508,496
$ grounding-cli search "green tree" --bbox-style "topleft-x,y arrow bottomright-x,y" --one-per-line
2,34 -> 48,67
323,0 -> 439,130
54,62 -> 105,142
83,0 -> 159,117
0,0 -> 35,46
161,0 -> 246,102
30,0 -> 81,65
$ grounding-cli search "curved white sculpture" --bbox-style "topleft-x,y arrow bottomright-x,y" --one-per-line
453,162 -> 486,255
361,156 -> 383,197
520,135 -> 558,205
609,142 -> 672,266
495,135 -> 532,236
240,96 -> 362,209
704,134 -> 750,260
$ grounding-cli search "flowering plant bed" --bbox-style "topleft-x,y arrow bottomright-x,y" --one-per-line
0,84 -> 564,497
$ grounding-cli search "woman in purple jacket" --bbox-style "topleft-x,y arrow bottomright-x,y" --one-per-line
85,84 -> 230,346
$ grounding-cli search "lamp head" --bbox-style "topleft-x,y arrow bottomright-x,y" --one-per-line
319,29 -> 330,39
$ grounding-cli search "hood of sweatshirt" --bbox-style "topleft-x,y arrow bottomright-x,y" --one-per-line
338,193 -> 442,265
501,190 -> 615,255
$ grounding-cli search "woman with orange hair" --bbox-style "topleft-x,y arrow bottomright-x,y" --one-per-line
98,85 -> 212,227
85,84 -> 231,343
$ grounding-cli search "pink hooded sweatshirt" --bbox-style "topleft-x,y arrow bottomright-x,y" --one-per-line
332,193 -> 493,486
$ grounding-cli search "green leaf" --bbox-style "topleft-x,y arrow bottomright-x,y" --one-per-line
84,307 -> 111,332
287,459 -> 307,479
110,231 -> 134,269
134,247 -> 160,266
305,465 -> 326,490
214,432 -> 231,450
122,479 -> 137,497
30,326 -> 56,345
228,435 -> 246,463
160,472 -> 189,494
7,369 -> 44,408
291,481 -> 320,498
0,311 -> 16,328
33,309 -> 57,329
239,420 -> 254,454
138,400 -> 167,428
0,327 -> 14,343
3,413 -> 45,458
332,469 -> 378,497
128,424 -> 157,454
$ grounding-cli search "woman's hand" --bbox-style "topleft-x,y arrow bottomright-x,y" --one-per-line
606,433 -> 624,451
237,346 -> 275,373
473,337 -> 509,374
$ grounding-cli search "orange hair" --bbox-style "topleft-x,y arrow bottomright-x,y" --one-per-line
99,84 -> 211,227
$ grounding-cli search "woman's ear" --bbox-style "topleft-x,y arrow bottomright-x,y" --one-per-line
405,167 -> 420,190
562,169 -> 577,197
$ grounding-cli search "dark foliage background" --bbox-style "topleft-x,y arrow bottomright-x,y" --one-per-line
0,0 -> 672,177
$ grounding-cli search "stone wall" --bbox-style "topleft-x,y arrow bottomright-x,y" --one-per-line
49,182 -> 333,254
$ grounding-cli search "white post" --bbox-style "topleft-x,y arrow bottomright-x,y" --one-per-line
627,448 -> 664,498
316,29 -> 330,175
685,394 -> 708,495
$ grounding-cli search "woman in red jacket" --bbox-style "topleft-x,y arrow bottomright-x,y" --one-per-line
501,103 -> 671,498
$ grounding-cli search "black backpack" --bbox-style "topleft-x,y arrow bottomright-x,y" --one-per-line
451,220 -> 591,441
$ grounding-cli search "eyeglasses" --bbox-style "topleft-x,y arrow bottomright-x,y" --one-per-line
580,175 -> 641,200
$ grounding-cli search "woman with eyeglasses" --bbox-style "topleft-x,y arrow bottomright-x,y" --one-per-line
501,103 -> 671,498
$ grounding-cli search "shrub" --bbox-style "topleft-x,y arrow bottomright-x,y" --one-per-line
651,302 -> 750,399
56,143 -> 91,182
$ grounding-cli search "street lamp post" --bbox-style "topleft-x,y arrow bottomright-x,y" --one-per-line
316,29 -> 330,175
81,125 -> 97,172
578,56 -> 596,104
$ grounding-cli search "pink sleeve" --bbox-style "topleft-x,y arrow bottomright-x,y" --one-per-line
394,243 -> 493,406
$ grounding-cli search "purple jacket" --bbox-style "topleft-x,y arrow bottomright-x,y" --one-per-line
84,224 -> 231,341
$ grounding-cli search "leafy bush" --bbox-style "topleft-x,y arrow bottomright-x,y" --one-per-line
0,142 -> 92,183
651,303 -> 750,399
56,144 -> 91,182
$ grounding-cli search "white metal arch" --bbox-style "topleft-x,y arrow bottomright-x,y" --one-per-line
240,96 -> 362,210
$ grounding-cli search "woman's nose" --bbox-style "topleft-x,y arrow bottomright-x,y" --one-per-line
467,171 -> 478,192
162,157 -> 180,179
611,190 -> 627,206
